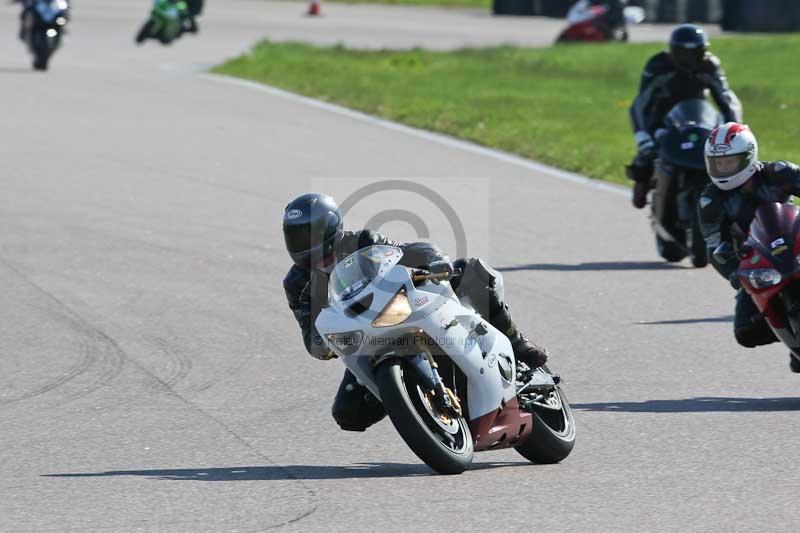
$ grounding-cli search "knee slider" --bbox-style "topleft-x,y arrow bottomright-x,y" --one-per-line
734,327 -> 760,348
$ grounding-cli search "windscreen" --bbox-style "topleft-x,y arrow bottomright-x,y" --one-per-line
329,246 -> 403,302
665,99 -> 722,130
749,203 -> 799,250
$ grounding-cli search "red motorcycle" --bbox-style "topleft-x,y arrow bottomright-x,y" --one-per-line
555,0 -> 644,44
720,203 -> 800,362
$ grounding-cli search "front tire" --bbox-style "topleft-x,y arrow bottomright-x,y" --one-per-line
31,30 -> 51,71
656,235 -> 686,263
135,21 -> 154,44
514,371 -> 575,464
375,359 -> 473,475
689,216 -> 708,268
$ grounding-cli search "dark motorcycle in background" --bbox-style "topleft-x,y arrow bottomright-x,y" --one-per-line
555,0 -> 644,43
19,0 -> 70,71
716,203 -> 800,369
638,99 -> 722,267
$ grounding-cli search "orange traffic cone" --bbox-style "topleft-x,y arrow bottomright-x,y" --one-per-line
307,0 -> 320,15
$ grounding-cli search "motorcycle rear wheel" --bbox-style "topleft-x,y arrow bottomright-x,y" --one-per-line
514,367 -> 575,464
375,359 -> 473,475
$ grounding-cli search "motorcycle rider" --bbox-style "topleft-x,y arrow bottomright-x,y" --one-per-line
628,24 -> 742,208
698,122 -> 800,372
282,193 -> 548,431
586,0 -> 625,39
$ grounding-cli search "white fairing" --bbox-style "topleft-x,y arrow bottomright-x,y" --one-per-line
566,0 -> 602,24
316,246 -> 516,421
567,2 -> 644,26
623,6 -> 645,24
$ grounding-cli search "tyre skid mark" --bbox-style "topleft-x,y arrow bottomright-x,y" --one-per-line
0,335 -> 94,405
0,259 -> 318,528
0,260 -> 126,406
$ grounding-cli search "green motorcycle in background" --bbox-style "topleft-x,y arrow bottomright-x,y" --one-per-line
135,0 -> 200,45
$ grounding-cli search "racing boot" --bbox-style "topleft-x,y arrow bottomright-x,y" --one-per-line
487,303 -> 548,368
508,327 -> 548,370
632,180 -> 648,209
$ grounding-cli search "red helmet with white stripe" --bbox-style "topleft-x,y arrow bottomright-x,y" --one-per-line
704,122 -> 758,190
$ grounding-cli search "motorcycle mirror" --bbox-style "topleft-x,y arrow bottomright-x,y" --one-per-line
712,242 -> 735,264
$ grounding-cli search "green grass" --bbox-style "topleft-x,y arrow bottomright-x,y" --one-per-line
327,0 -> 491,8
214,36 -> 800,184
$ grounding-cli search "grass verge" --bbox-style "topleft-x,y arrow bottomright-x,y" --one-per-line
213,37 -> 800,184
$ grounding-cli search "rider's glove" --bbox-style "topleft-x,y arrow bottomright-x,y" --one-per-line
428,260 -> 454,277
634,130 -> 656,159
309,334 -> 338,360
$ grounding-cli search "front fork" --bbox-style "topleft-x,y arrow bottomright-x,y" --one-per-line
407,352 -> 462,417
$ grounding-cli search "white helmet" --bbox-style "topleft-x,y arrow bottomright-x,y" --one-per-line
704,122 -> 758,190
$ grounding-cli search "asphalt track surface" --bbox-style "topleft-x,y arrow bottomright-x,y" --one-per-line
0,1 -> 793,532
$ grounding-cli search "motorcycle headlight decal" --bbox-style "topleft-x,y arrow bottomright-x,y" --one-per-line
325,331 -> 364,356
372,287 -> 412,328
742,268 -> 782,289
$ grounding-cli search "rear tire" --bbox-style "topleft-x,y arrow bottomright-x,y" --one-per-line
375,360 -> 473,475
514,382 -> 575,464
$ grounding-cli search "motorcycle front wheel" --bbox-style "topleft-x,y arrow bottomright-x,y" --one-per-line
375,359 -> 473,475
514,366 -> 576,464
689,216 -> 708,268
135,21 -> 153,44
30,30 -> 53,71
656,234 -> 687,263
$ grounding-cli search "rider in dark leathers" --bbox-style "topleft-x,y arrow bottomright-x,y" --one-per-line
282,193 -> 548,431
628,24 -> 742,208
698,123 -> 800,371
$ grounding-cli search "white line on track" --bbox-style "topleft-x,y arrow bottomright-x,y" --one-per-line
181,68 -> 629,198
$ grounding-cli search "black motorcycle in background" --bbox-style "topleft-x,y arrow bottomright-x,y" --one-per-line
19,0 -> 70,71
639,99 -> 723,267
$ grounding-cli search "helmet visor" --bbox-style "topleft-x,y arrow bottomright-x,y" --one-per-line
706,153 -> 750,179
283,214 -> 339,254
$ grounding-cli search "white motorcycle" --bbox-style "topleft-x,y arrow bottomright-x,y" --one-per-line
315,245 -> 575,474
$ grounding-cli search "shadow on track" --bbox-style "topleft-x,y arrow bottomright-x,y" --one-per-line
635,315 -> 734,325
497,261 -> 681,273
574,397 -> 800,413
44,461 -> 530,481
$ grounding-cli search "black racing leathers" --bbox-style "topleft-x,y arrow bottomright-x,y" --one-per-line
630,51 -> 742,137
699,161 -> 800,347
